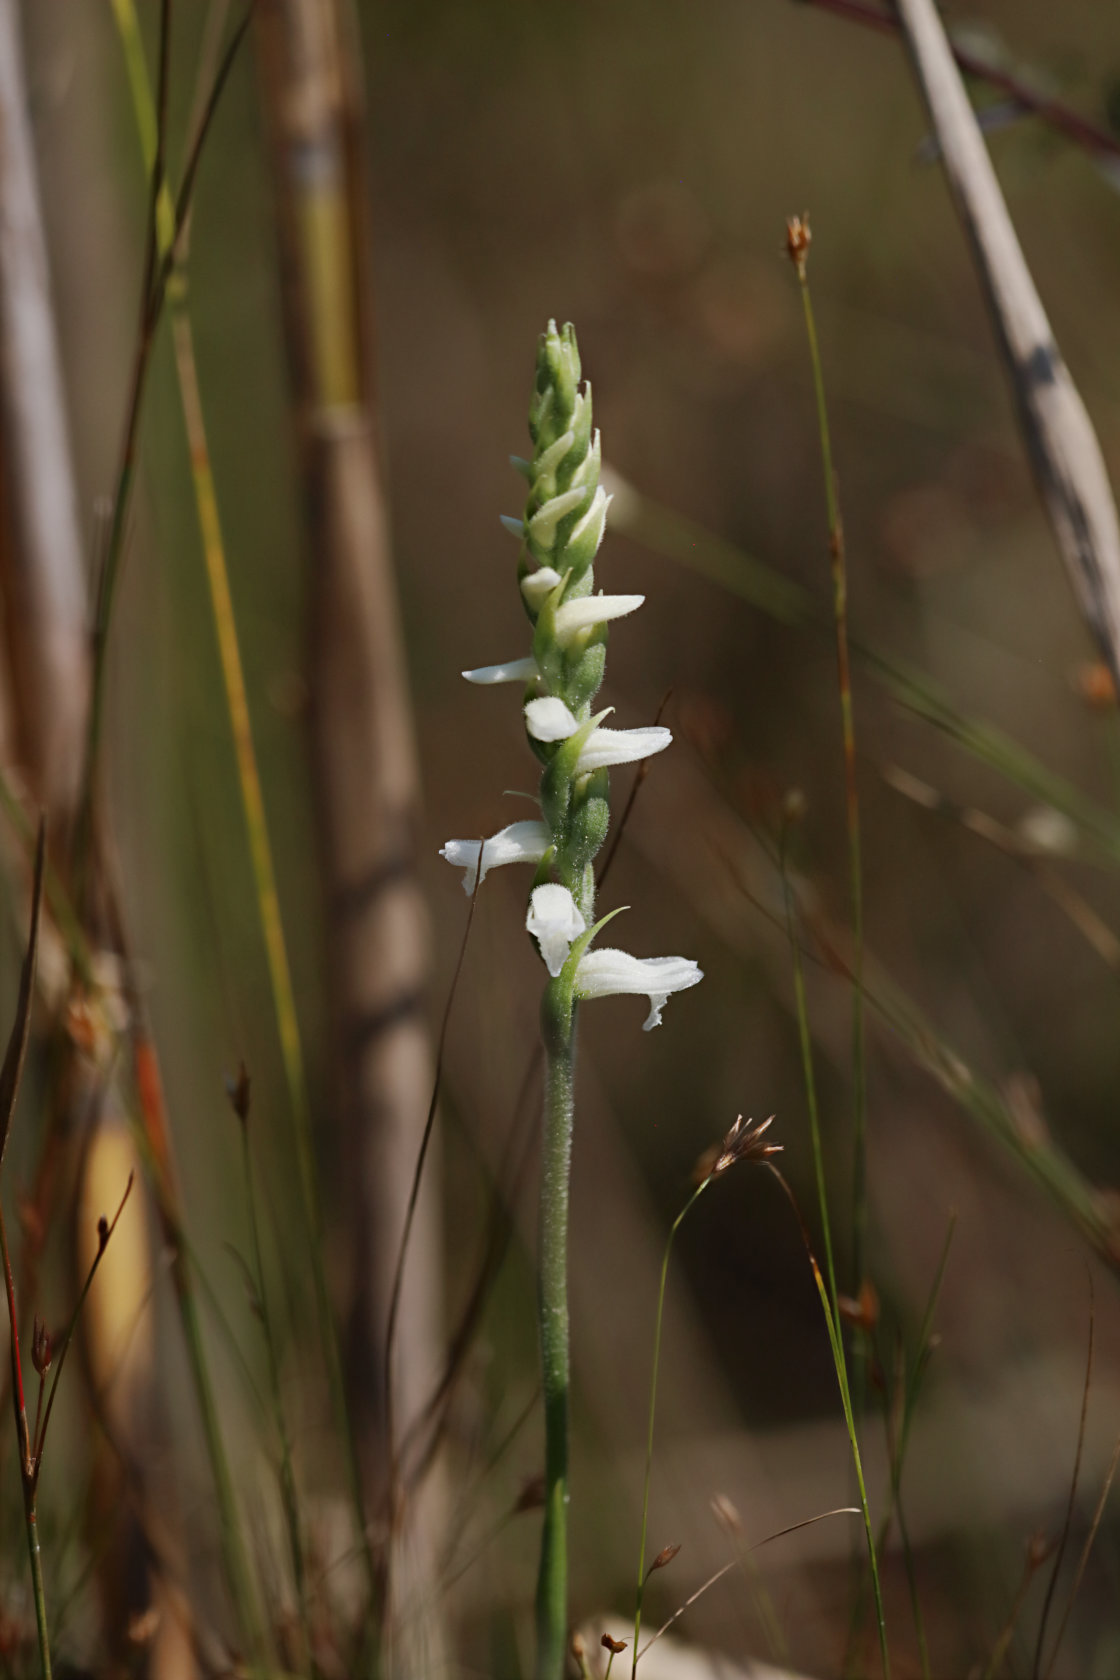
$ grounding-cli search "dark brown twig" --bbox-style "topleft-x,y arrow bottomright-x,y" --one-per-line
797,0 -> 1120,166
32,1173 -> 135,1489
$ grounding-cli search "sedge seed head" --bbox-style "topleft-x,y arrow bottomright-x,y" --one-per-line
31,1318 -> 52,1376
712,1113 -> 781,1177
785,212 -> 811,277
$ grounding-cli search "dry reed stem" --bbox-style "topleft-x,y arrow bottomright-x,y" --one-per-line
0,0 -> 90,828
799,0 -> 1120,170
894,0 -> 1120,688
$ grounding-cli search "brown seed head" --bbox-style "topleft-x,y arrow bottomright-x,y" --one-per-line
227,1062 -> 252,1126
97,1215 -> 109,1253
648,1542 -> 682,1576
31,1317 -> 52,1377
837,1278 -> 879,1334
786,212 -> 811,278
709,1114 -> 782,1179
601,1634 -> 627,1654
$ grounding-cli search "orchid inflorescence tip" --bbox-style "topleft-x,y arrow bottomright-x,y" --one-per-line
440,319 -> 702,1030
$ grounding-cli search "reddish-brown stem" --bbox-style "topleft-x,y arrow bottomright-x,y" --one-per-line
799,0 -> 1120,164
0,1201 -> 29,1470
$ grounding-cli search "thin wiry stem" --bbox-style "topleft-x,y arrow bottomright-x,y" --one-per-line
78,5 -> 253,889
32,1175 -> 135,1487
790,221 -> 869,1341
0,1196 -> 47,1679
606,478 -> 1120,863
107,0 -> 372,1635
386,849 -> 483,1487
1033,1279 -> 1093,1679
238,1117 -> 312,1676
1044,1428 -> 1120,1679
765,1164 -> 889,1678
631,1177 -> 710,1679
637,1507 -> 860,1664
779,827 -> 838,1308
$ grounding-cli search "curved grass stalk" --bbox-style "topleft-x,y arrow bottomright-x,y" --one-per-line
108,0 -> 376,1611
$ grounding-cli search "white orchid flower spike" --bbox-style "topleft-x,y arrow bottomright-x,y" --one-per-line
439,819 -> 550,895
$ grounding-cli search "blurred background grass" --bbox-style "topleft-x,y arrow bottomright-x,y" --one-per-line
11,0 -> 1120,1674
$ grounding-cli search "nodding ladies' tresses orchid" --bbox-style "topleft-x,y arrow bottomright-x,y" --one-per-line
439,321 -> 701,1680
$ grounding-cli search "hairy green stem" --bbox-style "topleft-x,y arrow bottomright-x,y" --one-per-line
536,982 -> 576,1680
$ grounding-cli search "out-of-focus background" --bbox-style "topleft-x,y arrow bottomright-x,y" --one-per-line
6,0 -> 1120,1675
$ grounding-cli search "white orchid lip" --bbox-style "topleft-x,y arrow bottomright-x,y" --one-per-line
574,948 -> 703,1030
462,657 -> 538,685
575,724 -> 671,775
553,593 -> 644,644
525,695 -> 580,743
439,819 -> 550,895
526,883 -> 587,977
520,567 -> 563,612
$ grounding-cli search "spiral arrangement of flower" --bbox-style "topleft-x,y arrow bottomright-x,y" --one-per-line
441,321 -> 701,1678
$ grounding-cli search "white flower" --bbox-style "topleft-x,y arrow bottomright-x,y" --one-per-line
462,657 -> 538,685
553,593 -> 644,645
526,884 -> 586,977
574,948 -> 703,1030
520,567 -> 563,612
439,820 -> 550,895
523,699 -> 672,774
525,696 -> 579,742
574,724 -> 671,775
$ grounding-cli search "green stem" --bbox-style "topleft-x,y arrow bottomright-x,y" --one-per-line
780,833 -> 838,1310
632,1178 -> 709,1679
796,259 -> 868,1358
24,1494 -> 51,1680
536,981 -> 576,1680
170,1244 -> 270,1670
240,1124 -> 312,1675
